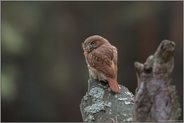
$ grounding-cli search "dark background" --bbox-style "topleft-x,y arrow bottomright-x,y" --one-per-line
2,1 -> 183,121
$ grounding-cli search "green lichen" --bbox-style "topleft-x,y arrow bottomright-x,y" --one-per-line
84,114 -> 95,122
83,99 -> 113,121
89,87 -> 104,99
84,87 -> 112,114
125,117 -> 133,122
104,101 -> 112,107
125,91 -> 134,98
84,100 -> 105,114
124,101 -> 131,105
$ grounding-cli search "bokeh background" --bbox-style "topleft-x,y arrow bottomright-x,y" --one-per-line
2,1 -> 183,121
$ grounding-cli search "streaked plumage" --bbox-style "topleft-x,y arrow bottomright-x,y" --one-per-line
82,35 -> 120,93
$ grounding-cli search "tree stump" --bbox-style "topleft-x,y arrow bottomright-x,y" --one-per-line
133,40 -> 181,121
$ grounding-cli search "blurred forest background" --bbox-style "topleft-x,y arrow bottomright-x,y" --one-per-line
1,1 -> 183,121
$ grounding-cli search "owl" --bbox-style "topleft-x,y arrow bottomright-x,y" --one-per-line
82,35 -> 120,93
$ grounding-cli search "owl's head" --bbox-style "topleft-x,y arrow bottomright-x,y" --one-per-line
82,35 -> 110,53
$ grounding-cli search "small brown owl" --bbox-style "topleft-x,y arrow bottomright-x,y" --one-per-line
82,35 -> 120,93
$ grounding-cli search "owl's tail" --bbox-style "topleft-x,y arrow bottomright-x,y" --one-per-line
107,78 -> 120,93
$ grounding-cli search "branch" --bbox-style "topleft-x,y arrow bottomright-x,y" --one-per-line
133,40 -> 181,121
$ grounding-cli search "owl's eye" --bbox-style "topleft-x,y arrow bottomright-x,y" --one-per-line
90,41 -> 97,48
90,41 -> 95,45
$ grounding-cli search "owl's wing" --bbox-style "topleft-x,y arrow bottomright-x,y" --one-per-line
87,45 -> 117,79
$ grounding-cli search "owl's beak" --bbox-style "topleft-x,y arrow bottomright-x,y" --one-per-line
82,43 -> 89,52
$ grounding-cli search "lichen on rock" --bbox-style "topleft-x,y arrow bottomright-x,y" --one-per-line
89,87 -> 104,99
80,79 -> 134,122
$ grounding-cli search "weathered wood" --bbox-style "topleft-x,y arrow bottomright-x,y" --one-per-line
133,40 -> 181,121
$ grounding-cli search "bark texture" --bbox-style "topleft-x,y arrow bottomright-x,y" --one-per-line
133,40 -> 181,121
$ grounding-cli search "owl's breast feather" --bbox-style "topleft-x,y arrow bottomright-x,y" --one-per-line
88,65 -> 107,81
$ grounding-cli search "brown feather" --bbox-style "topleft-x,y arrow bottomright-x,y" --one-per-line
82,35 -> 120,93
107,78 -> 120,93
